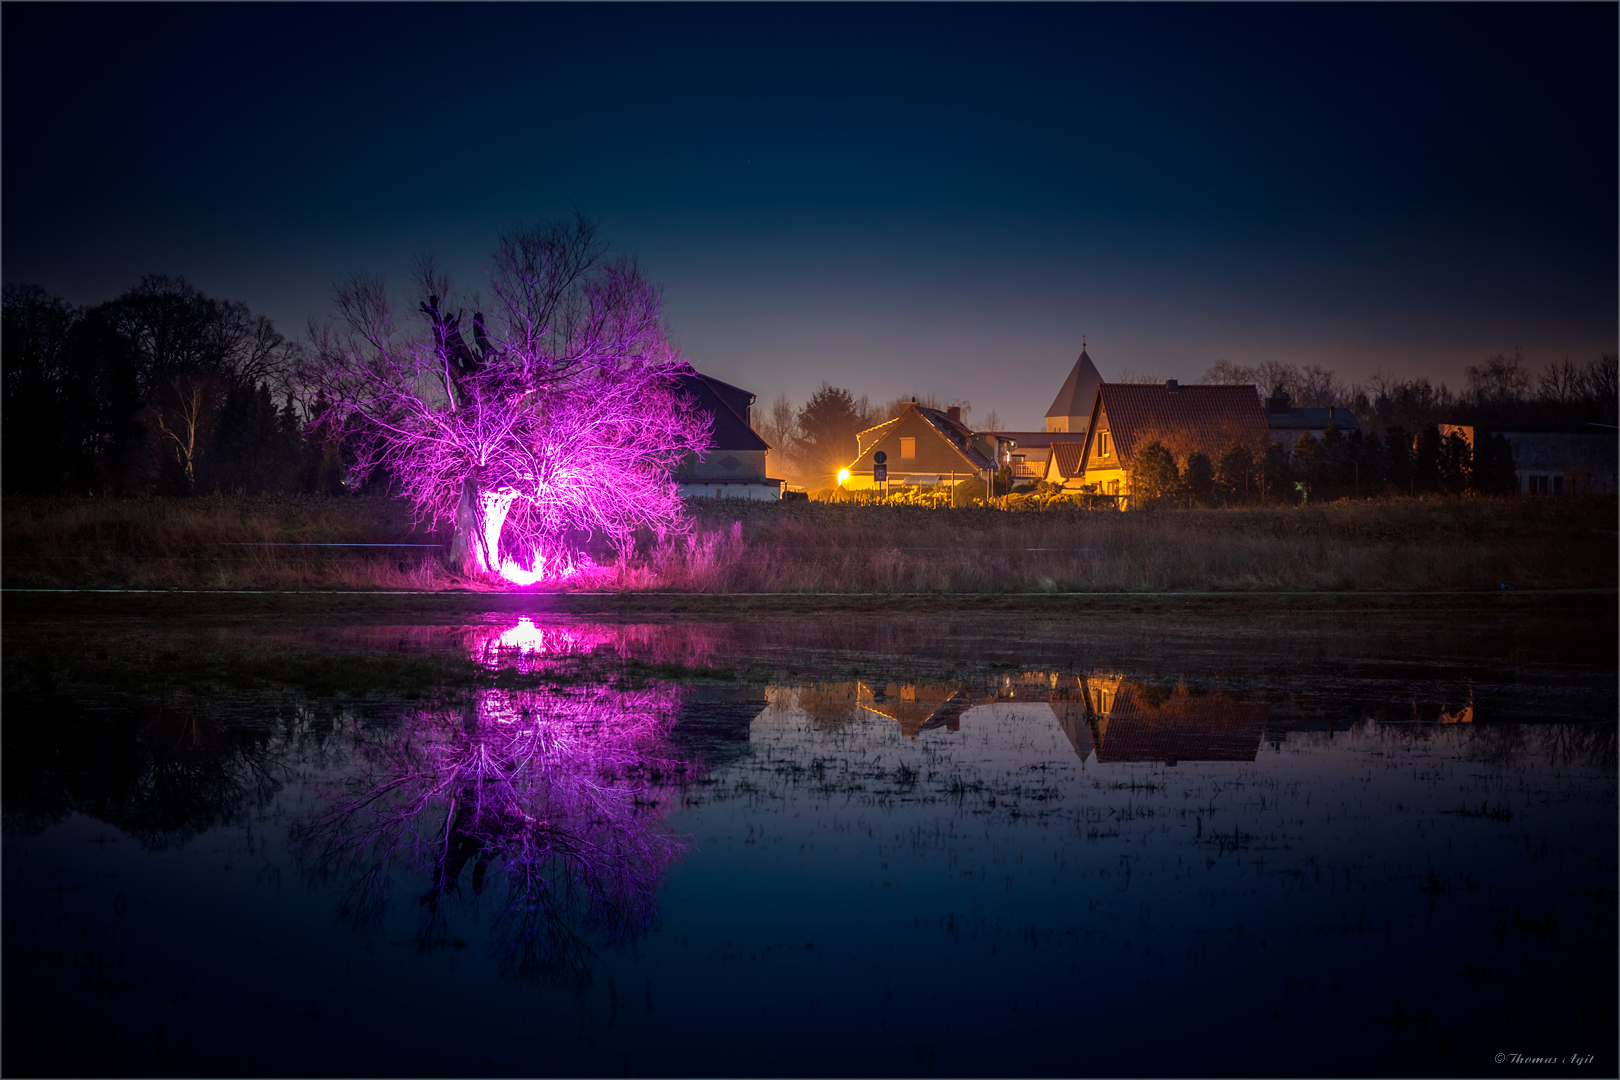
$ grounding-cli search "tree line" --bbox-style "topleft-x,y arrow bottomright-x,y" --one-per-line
1113,422 -> 1519,509
1200,352 -> 1617,432
3,277 -> 343,496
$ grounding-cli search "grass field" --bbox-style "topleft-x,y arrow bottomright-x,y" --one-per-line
3,493 -> 1615,594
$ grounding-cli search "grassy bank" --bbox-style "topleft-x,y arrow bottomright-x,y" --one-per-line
3,494 -> 1615,593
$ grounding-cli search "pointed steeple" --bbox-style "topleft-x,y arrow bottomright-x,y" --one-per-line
1045,347 -> 1104,427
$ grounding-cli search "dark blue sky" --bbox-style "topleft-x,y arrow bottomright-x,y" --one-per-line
5,3 -> 1614,427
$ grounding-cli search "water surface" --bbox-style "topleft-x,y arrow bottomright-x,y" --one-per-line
5,601 -> 1614,1077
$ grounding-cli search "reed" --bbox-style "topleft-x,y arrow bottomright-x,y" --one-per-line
3,493 -> 1613,593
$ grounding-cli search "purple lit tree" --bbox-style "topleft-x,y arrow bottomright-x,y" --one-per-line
305,215 -> 711,582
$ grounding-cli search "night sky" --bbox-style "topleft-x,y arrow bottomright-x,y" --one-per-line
5,3 -> 1614,428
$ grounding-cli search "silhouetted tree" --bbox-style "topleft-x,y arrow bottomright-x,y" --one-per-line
1439,430 -> 1471,493
794,383 -> 871,488
1470,431 -> 1518,495
1412,425 -> 1443,492
1215,442 -> 1255,504
1384,426 -> 1412,495
1182,451 -> 1216,506
1127,441 -> 1179,505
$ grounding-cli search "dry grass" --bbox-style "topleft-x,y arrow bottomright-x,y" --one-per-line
1,495 -> 461,590
664,495 -> 1618,593
4,494 -> 1615,593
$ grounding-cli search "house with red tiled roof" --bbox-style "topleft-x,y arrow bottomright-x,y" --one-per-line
843,402 -> 1010,491
1056,381 -> 1268,506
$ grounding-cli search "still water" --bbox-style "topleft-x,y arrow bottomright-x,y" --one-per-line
4,601 -> 1615,1077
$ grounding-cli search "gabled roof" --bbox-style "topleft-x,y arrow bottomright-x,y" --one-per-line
1087,382 -> 1267,467
852,404 -> 997,472
675,371 -> 770,453
914,405 -> 997,471
1046,349 -> 1104,419
1048,442 -> 1087,479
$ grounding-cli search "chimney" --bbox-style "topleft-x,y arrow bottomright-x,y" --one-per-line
1165,379 -> 1179,391
946,406 -> 961,424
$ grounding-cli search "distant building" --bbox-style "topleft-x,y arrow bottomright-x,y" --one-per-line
1044,347 -> 1104,434
672,372 -> 785,500
1439,423 -> 1618,495
1263,387 -> 1364,448
843,402 -> 1009,490
1063,381 -> 1269,506
978,430 -> 1082,484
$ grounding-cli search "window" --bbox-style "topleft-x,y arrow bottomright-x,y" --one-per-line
1093,689 -> 1112,714
1530,475 -> 1549,495
1107,480 -> 1119,496
1097,431 -> 1110,458
1552,475 -> 1565,495
900,437 -> 916,459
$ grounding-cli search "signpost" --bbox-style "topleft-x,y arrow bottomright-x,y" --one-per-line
874,450 -> 887,491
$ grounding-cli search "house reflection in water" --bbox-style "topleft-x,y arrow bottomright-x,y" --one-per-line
856,681 -> 972,737
1079,675 -> 1267,765
767,672 -> 1278,767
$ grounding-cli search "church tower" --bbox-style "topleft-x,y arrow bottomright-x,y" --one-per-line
1044,346 -> 1103,434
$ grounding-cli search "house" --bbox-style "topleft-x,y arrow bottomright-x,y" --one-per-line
672,371 -> 785,500
1044,346 -> 1104,434
1057,381 -> 1269,505
1043,441 -> 1088,488
979,431 -> 1084,484
1264,387 -> 1364,448
843,402 -> 1010,490
1439,423 -> 1617,495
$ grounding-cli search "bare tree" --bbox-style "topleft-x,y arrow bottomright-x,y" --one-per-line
305,214 -> 711,580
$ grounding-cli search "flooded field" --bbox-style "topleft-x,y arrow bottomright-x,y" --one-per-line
4,599 -> 1615,1077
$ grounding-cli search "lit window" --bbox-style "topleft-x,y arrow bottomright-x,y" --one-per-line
1097,431 -> 1110,457
900,438 -> 916,459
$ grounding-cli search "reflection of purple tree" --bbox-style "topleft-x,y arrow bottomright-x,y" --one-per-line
294,683 -> 692,985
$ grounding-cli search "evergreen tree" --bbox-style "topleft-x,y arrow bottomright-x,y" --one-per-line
1412,425 -> 1443,492
1215,442 -> 1255,504
1439,431 -> 1471,494
1127,441 -> 1179,505
1182,451 -> 1216,507
1470,431 -> 1518,495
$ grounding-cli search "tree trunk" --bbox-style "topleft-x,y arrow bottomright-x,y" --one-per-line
449,477 -> 485,575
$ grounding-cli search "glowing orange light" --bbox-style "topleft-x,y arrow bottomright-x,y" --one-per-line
837,468 -> 850,487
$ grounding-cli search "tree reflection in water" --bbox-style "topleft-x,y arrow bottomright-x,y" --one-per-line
294,675 -> 694,986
